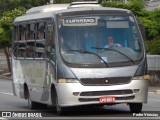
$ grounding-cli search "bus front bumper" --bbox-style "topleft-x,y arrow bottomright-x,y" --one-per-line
56,80 -> 148,107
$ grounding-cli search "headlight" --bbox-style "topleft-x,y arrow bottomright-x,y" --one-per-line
58,79 -> 79,83
132,75 -> 150,80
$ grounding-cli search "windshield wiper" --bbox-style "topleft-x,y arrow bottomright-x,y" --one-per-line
92,47 -> 136,64
69,49 -> 109,67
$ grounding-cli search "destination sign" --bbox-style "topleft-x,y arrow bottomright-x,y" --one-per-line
63,17 -> 97,26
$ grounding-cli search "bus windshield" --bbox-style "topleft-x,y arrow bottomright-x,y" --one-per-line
58,15 -> 143,67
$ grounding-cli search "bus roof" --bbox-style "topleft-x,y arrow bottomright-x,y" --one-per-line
14,3 -> 131,23
25,2 -> 102,15
26,4 -> 70,15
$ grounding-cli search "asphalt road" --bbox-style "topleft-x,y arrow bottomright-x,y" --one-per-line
0,78 -> 160,120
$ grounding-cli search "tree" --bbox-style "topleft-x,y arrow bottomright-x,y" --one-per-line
0,7 -> 26,72
0,0 -> 48,15
101,0 -> 146,16
0,0 -> 48,72
149,9 -> 160,36
147,36 -> 160,55
128,0 -> 146,15
12,0 -> 49,9
138,17 -> 159,39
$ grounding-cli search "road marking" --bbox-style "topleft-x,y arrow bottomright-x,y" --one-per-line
148,92 -> 155,94
0,117 -> 8,120
148,99 -> 160,102
0,92 -> 13,96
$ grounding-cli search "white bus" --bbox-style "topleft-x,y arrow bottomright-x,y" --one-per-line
12,2 -> 149,115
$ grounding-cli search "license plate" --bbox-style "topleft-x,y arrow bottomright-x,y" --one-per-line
99,96 -> 115,103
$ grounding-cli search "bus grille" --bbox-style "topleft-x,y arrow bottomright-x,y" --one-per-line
80,90 -> 133,96
80,77 -> 131,86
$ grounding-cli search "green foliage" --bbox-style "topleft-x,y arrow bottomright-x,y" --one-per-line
147,36 -> 160,55
138,17 -> 159,39
150,9 -> 160,34
0,28 -> 11,47
0,7 -> 26,48
0,7 -> 26,29
55,0 -> 80,3
0,0 -> 47,48
101,1 -> 129,9
101,0 -> 146,16
128,0 -> 146,15
0,0 -> 48,11
13,0 -> 48,9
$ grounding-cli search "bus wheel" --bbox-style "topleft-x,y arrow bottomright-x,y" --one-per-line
55,95 -> 65,115
129,103 -> 142,113
28,91 -> 38,109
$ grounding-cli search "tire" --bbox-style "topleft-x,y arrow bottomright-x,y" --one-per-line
55,93 -> 66,115
129,103 -> 143,113
28,92 -> 38,109
26,87 -> 47,109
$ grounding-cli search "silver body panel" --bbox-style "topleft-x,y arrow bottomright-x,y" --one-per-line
56,66 -> 148,106
70,66 -> 138,79
12,59 -> 53,105
56,80 -> 148,106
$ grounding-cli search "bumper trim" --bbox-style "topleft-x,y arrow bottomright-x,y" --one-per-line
79,95 -> 135,102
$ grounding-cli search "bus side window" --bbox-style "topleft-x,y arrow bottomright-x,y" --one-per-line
26,41 -> 35,58
37,22 -> 45,40
27,24 -> 31,40
19,24 -> 26,41
35,22 -> 45,59
46,23 -> 55,61
17,24 -> 26,58
26,23 -> 36,58
13,25 -> 19,58
14,25 -> 19,41
27,23 -> 35,40
35,41 -> 45,58
13,42 -> 18,58
18,42 -> 26,58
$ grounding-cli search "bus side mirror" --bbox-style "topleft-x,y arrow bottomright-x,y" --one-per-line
136,17 -> 146,40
